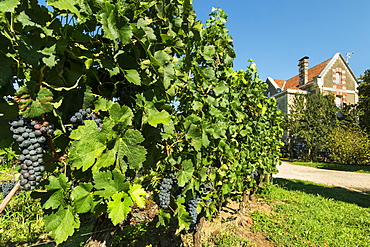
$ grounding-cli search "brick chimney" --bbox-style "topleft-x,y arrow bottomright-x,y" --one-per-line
298,56 -> 309,86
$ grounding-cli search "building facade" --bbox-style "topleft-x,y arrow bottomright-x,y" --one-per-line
265,53 -> 358,115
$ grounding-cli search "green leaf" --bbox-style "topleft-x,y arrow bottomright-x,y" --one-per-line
174,196 -> 191,234
71,183 -> 94,213
45,174 -> 67,191
186,124 -> 202,151
17,87 -> 54,118
43,190 -> 66,210
109,103 -> 133,124
203,45 -> 215,60
177,160 -> 194,187
69,121 -> 106,171
70,120 -> 100,140
147,109 -> 171,127
95,97 -> 114,111
107,192 -> 133,225
129,184 -> 146,208
116,129 -> 147,169
154,50 -> 171,65
163,64 -> 175,89
93,170 -> 128,199
44,205 -> 80,244
125,70 -> 141,85
48,0 -> 91,22
0,0 -> 20,12
213,81 -> 229,96
40,44 -> 58,67
100,2 -> 132,44
93,149 -> 116,173
209,107 -> 223,118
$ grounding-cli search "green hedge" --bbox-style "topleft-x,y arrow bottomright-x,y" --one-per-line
324,127 -> 370,165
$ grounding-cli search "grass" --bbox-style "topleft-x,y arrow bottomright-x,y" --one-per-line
252,179 -> 370,247
0,191 -> 47,247
290,161 -> 370,174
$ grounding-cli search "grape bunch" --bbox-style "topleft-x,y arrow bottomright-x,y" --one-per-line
9,116 -> 53,191
0,180 -> 17,198
68,108 -> 102,132
187,194 -> 200,224
202,183 -> 214,204
158,174 -> 175,209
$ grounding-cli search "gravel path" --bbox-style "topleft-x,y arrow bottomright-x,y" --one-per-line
273,161 -> 370,193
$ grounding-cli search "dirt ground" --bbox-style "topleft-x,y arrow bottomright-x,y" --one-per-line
184,199 -> 277,247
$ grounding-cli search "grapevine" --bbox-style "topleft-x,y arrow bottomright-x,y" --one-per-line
0,1 -> 282,246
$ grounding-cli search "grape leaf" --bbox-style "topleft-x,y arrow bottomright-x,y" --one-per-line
93,170 -> 129,199
100,3 -> 132,44
174,196 -> 191,234
107,192 -> 133,225
45,174 -> 67,190
40,44 -> 58,67
71,183 -> 94,213
43,190 -> 66,210
177,160 -> 194,187
93,149 -> 117,173
95,97 -> 114,111
129,184 -> 146,208
48,0 -> 91,22
69,139 -> 106,171
109,103 -> 133,124
17,87 -> 54,118
44,205 -> 80,244
154,50 -> 171,65
125,70 -> 141,85
186,123 -> 202,151
147,109 -> 171,127
0,0 -> 20,12
116,129 -> 147,169
213,81 -> 229,96
69,121 -> 106,171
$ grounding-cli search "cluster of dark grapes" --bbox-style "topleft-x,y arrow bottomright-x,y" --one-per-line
9,116 -> 53,191
202,183 -> 214,204
0,180 -> 17,198
68,108 -> 102,131
187,194 -> 200,224
158,174 -> 175,209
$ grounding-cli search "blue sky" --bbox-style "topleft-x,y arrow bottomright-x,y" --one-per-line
192,0 -> 370,81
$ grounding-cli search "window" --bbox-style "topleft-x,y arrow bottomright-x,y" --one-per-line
335,72 -> 342,85
335,95 -> 343,109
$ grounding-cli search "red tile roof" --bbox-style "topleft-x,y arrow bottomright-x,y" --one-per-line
273,58 -> 331,90
273,79 -> 286,89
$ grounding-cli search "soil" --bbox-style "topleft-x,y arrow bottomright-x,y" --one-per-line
181,199 -> 277,247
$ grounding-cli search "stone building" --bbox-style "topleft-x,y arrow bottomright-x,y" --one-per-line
265,53 -> 358,115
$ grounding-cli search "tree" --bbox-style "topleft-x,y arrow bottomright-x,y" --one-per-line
358,69 -> 370,134
284,92 -> 338,160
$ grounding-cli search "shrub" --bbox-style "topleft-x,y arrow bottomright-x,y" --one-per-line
324,127 -> 370,165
